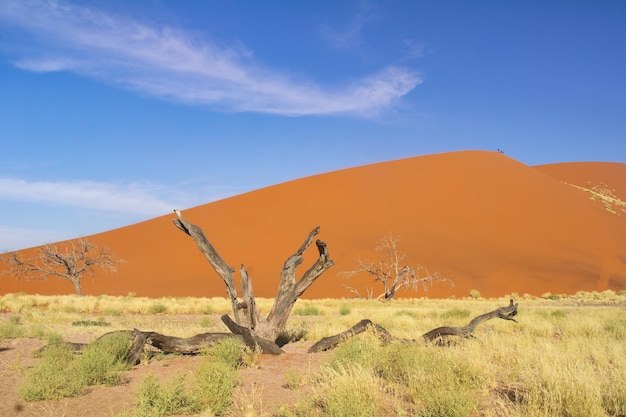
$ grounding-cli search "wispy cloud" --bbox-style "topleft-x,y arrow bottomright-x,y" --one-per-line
319,2 -> 375,49
0,0 -> 422,116
0,177 -> 178,216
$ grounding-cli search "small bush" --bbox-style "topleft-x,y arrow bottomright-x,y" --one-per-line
0,316 -> 25,341
134,373 -> 202,417
469,289 -> 481,299
19,333 -> 130,401
284,368 -> 304,390
19,343 -> 83,401
339,305 -> 352,316
127,339 -> 240,417
199,316 -> 213,328
203,337 -> 245,370
147,303 -> 167,314
104,308 -> 123,316
294,305 -> 320,316
315,365 -> 387,417
74,332 -> 131,386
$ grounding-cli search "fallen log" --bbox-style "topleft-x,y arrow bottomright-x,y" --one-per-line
308,299 -> 519,352
308,319 -> 396,353
50,300 -> 519,364
421,299 -> 518,342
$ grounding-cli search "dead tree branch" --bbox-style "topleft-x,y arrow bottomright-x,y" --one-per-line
172,209 -> 334,342
308,300 -> 519,352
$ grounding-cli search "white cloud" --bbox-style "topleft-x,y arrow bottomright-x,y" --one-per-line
319,2 -> 375,49
0,177 -> 177,216
0,0 -> 422,116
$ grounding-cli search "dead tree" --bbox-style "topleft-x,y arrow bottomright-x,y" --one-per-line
341,233 -> 451,301
2,239 -> 124,296
54,300 -> 519,365
172,209 -> 334,344
308,299 -> 519,352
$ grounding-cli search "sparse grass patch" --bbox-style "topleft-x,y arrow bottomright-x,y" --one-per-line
284,368 -> 305,390
0,316 -> 25,341
19,332 -> 130,402
121,338 -> 241,417
294,305 -> 321,316
439,308 -> 471,320
147,302 -> 167,314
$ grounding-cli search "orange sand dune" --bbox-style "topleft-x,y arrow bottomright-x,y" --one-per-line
2,150 -> 626,299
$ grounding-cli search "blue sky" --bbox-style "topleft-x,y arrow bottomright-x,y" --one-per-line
1,0 -> 625,251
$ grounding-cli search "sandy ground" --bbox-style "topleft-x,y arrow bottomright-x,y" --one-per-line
0,317 -> 328,417
0,334 -> 329,417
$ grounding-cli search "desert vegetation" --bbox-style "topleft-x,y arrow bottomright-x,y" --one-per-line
341,233 -> 451,300
1,239 -> 125,296
1,291 -> 626,416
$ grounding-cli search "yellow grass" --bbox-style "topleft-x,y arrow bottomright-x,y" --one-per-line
2,292 -> 626,416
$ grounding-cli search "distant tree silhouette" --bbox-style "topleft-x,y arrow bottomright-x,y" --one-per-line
2,239 -> 124,296
341,234 -> 452,301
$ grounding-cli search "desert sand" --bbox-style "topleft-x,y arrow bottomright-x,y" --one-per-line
2,150 -> 625,298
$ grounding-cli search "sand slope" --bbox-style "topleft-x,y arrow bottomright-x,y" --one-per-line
2,150 -> 625,298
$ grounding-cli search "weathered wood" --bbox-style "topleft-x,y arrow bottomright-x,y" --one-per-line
260,233 -> 335,341
221,315 -> 284,355
308,300 -> 519,352
173,210 -> 239,324
308,319 -> 396,353
173,209 -> 334,342
421,299 -> 518,342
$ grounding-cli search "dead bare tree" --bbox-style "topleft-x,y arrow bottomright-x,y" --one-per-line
172,209 -> 334,344
341,233 -> 451,300
2,239 -> 124,296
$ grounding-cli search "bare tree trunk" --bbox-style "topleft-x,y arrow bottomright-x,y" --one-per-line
172,210 -> 334,342
71,279 -> 83,297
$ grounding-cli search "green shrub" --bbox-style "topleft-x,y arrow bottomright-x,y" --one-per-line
199,316 -> 213,328
315,365 -> 387,417
469,289 -> 481,299
0,316 -> 25,341
19,333 -> 130,401
294,305 -> 320,316
604,319 -> 626,340
193,360 -> 237,415
19,342 -> 83,401
74,333 -> 131,386
127,339 -> 239,417
147,303 -> 167,314
203,337 -> 245,370
339,305 -> 352,316
134,373 -> 202,417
